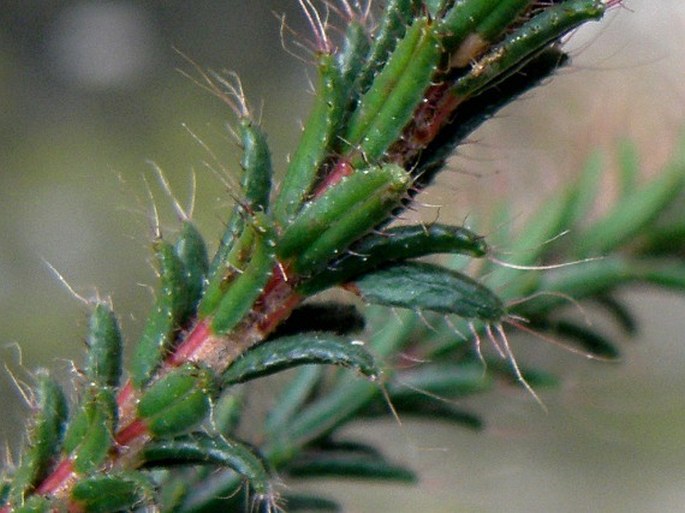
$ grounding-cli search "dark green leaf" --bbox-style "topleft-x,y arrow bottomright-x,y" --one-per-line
211,214 -> 276,335
9,373 -> 68,504
378,399 -> 483,430
388,362 -> 492,400
641,261 -> 685,290
137,364 -> 215,438
595,295 -> 638,335
356,0 -> 421,96
85,302 -> 123,388
209,118 -> 272,278
279,164 -> 411,274
353,261 -> 505,322
222,334 -> 381,385
131,240 -> 190,388
530,319 -> 621,360
142,433 -> 273,498
300,223 -> 487,295
0,480 -> 9,506
63,388 -> 117,474
174,221 -> 209,321
452,1 -> 605,98
487,359 -> 559,389
336,21 -> 370,98
286,453 -> 416,483
273,54 -> 344,226
265,366 -> 323,436
281,493 -> 340,512
637,223 -> 685,257
314,438 -> 384,460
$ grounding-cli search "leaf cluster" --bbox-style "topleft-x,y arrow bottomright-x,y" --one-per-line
3,1 -> 685,513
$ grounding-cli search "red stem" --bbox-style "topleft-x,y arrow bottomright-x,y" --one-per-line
168,319 -> 212,365
34,459 -> 75,495
114,420 -> 148,447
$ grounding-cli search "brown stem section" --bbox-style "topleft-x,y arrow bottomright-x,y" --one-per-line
114,419 -> 148,447
35,459 -> 76,496
168,320 -> 212,365
387,83 -> 463,165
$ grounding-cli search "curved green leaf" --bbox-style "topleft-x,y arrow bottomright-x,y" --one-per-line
353,261 -> 505,322
142,433 -> 273,498
222,333 -> 381,385
274,53 -> 344,226
300,223 -> 487,295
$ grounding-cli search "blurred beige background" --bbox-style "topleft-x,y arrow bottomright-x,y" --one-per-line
1,2 -> 684,512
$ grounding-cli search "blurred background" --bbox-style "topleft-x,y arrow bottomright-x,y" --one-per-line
1,1 -> 684,512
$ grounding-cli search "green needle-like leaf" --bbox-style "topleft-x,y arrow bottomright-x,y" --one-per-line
300,223 -> 487,295
286,453 -> 416,483
530,319 -> 621,360
174,221 -> 209,321
142,433 -> 273,499
280,493 -> 340,512
85,303 -> 123,388
388,362 -> 493,400
222,334 -> 381,386
9,374 -> 67,505
353,261 -> 505,322
132,240 -> 190,388
578,161 -> 685,256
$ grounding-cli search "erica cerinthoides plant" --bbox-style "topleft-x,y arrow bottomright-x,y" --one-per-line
5,1 -> 685,512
